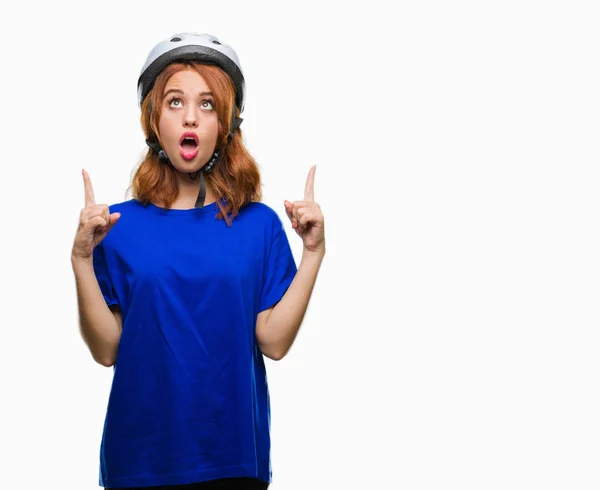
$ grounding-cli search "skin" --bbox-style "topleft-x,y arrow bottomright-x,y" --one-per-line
283,165 -> 325,254
72,169 -> 121,259
157,69 -> 220,208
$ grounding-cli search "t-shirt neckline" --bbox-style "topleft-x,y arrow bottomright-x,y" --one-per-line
137,199 -> 220,216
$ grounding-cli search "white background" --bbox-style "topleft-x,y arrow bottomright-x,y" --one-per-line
1,0 -> 599,489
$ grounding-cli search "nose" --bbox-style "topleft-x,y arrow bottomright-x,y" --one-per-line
183,107 -> 198,128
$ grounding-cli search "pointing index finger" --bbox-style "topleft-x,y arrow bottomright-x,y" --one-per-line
82,169 -> 96,206
304,165 -> 316,202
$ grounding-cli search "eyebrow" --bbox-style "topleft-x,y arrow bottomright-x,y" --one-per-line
162,89 -> 213,100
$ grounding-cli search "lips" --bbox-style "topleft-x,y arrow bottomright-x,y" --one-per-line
179,132 -> 199,160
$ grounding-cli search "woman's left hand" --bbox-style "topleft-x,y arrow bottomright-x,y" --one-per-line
284,165 -> 325,255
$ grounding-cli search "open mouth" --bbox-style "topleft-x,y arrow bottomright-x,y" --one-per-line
179,132 -> 199,160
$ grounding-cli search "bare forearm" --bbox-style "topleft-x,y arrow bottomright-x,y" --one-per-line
264,249 -> 325,359
72,256 -> 121,366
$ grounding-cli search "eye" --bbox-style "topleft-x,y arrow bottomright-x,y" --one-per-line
169,97 -> 182,108
201,99 -> 215,110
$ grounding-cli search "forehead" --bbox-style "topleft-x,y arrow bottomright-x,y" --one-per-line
163,69 -> 209,93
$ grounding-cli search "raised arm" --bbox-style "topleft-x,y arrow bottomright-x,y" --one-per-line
72,169 -> 122,366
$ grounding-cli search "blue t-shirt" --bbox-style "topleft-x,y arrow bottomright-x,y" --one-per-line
92,198 -> 297,488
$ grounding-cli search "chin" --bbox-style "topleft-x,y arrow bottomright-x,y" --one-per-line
172,157 -> 209,174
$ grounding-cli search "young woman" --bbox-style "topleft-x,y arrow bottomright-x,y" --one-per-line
71,33 -> 325,490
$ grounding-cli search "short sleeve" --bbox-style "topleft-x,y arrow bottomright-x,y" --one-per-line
92,242 -> 119,308
259,224 -> 298,312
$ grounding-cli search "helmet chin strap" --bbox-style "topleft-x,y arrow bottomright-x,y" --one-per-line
185,169 -> 205,209
193,172 -> 206,208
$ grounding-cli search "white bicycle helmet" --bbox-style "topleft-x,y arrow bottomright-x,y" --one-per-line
138,32 -> 245,113
138,33 -> 245,208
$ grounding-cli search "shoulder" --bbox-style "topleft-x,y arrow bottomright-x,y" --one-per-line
239,201 -> 281,222
241,201 -> 277,217
100,199 -> 142,247
240,201 -> 286,230
107,198 -> 139,214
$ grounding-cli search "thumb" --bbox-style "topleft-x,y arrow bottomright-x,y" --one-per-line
100,212 -> 121,235
107,212 -> 121,230
283,200 -> 293,222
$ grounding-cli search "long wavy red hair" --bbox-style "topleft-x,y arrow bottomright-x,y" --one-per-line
128,62 -> 262,226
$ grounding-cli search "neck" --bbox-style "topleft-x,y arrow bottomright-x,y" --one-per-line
172,171 -> 216,209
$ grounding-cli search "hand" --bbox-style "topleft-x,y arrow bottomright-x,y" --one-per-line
284,165 -> 325,255
71,169 -> 121,261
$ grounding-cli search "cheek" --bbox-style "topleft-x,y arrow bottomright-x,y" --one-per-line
200,119 -> 220,141
157,117 -> 166,136
210,116 -> 219,134
158,115 -> 176,141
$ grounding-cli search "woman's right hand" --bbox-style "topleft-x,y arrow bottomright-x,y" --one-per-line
72,169 -> 121,261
